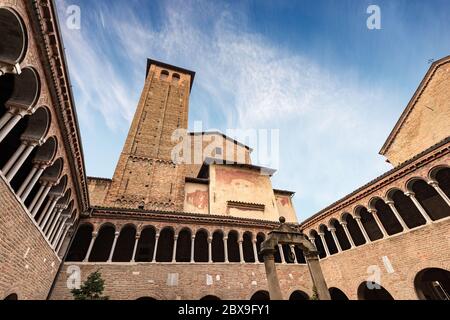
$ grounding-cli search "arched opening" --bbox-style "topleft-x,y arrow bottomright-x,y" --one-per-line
156,227 -> 174,262
370,198 -> 403,235
357,282 -> 394,300
194,229 -> 209,263
330,219 -> 351,251
250,291 -> 270,301
112,225 -> 136,262
411,179 -> 450,221
433,167 -> 450,203
3,293 -> 18,300
342,213 -> 366,246
3,67 -> 40,111
289,290 -> 309,300
176,228 -> 191,262
135,226 -> 156,262
66,224 -> 93,262
319,224 -> 338,255
356,206 -> 383,241
227,230 -> 240,263
0,7 -> 27,64
329,287 -> 349,300
389,189 -> 426,228
256,233 -> 265,263
243,232 -> 255,263
309,230 -> 326,259
160,70 -> 169,80
200,295 -> 221,300
293,245 -> 306,264
414,268 -> 450,300
89,224 -> 115,262
212,230 -> 224,262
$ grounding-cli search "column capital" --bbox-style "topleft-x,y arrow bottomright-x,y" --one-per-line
174,235 -> 178,240
155,233 -> 160,238
191,235 -> 196,241
223,237 -> 228,241
354,215 -> 362,221
318,232 -> 325,237
328,227 -> 336,232
385,200 -> 394,205
340,221 -> 348,227
368,209 -> 378,214
92,231 -> 99,238
207,237 -> 213,243
114,231 -> 120,237
428,180 -> 439,187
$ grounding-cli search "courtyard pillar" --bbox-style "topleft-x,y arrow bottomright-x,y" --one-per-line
223,237 -> 229,263
2,143 -> 27,177
263,252 -> 283,300
290,245 -> 298,263
329,227 -> 342,252
429,180 -> 450,208
172,235 -> 178,263
208,237 -> 212,263
354,215 -> 371,243
131,234 -> 140,262
252,239 -> 259,263
278,244 -> 286,264
0,113 -> 22,144
56,223 -> 72,254
190,235 -> 195,263
152,234 -> 160,262
385,200 -> 409,231
238,240 -> 244,263
107,232 -> 120,263
31,182 -> 52,217
17,165 -> 44,200
83,231 -> 98,262
368,209 -> 388,238
305,253 -> 331,300
318,232 -> 330,257
5,142 -> 36,182
340,222 -> 355,248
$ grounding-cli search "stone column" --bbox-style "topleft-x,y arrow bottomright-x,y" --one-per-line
38,196 -> 59,226
238,240 -> 244,263
429,180 -> 450,208
290,245 -> 298,263
31,182 -> 52,217
17,165 -> 38,198
172,235 -> 178,263
354,215 -> 371,243
385,200 -> 409,231
152,234 -> 160,262
2,143 -> 27,175
46,209 -> 64,238
368,209 -> 388,238
0,113 -> 22,144
53,220 -> 69,249
107,232 -> 120,263
190,235 -> 195,263
329,227 -> 342,252
278,244 -> 286,264
252,239 -> 259,263
56,224 -> 72,254
5,143 -> 36,182
208,237 -> 213,263
263,252 -> 283,300
340,222 -> 355,248
305,253 -> 331,300
51,216 -> 69,245
131,234 -> 141,263
49,217 -> 64,243
19,166 -> 46,201
405,191 -> 433,223
309,237 -> 316,246
223,237 -> 229,263
83,232 -> 98,262
44,207 -> 63,235
318,233 -> 330,257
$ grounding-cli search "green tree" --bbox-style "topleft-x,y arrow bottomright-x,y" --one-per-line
71,270 -> 109,300
310,286 -> 319,300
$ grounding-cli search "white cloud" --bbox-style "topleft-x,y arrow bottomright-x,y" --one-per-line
57,0 -> 395,219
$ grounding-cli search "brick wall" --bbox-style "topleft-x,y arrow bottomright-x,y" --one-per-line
50,263 -> 313,300
0,175 -> 61,300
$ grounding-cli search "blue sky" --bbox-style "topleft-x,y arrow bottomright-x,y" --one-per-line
55,0 -> 450,221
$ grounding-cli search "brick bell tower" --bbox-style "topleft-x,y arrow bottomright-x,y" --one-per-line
105,59 -> 195,211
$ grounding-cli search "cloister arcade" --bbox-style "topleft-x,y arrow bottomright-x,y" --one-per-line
67,224 -> 308,266
305,166 -> 450,259
0,6 -> 77,256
